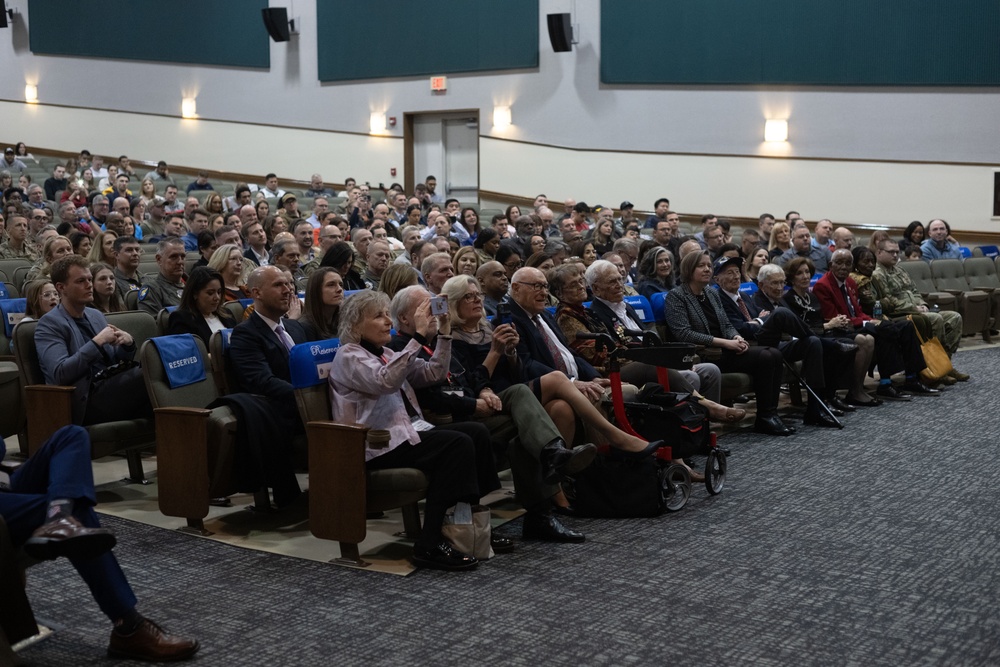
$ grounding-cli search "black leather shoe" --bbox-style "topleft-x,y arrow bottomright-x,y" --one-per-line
901,381 -> 941,396
490,535 -> 516,554
835,341 -> 859,354
411,541 -> 478,571
522,511 -> 585,543
608,439 -> 663,461
875,384 -> 911,401
845,395 -> 881,407
828,396 -> 856,413
539,440 -> 597,484
779,417 -> 797,434
24,516 -> 116,562
825,405 -> 845,418
753,415 -> 794,436
803,410 -> 842,429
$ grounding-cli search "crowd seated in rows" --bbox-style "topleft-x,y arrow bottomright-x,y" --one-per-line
4,148 -> 982,587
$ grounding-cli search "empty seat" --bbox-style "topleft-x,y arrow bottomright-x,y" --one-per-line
897,261 -> 957,312
973,245 -> 999,259
622,294 -> 654,323
930,259 -> 991,336
140,335 -> 238,534
963,256 -> 1000,328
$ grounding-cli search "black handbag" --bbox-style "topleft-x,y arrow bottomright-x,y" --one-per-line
569,453 -> 666,518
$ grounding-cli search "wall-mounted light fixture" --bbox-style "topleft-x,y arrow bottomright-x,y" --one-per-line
370,112 -> 387,135
181,97 -> 197,119
764,119 -> 788,142
493,106 -> 512,129
24,84 -> 38,104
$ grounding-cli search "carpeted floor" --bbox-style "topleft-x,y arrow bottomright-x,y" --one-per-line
15,347 -> 1000,666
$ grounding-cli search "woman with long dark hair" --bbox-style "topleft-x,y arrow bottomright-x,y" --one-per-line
319,241 -> 366,290
166,267 -> 237,345
299,267 -> 344,341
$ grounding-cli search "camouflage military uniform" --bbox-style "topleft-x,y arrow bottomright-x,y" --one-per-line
871,263 -> 962,355
137,272 -> 184,316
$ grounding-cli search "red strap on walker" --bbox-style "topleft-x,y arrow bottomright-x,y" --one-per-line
609,370 -> 644,439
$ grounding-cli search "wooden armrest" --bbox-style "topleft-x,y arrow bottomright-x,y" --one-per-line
155,407 -> 211,520
25,384 -> 75,455
307,420 -> 369,543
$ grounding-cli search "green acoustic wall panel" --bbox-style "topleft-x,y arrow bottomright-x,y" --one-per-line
28,0 -> 270,69
601,0 -> 1000,85
318,0 -> 538,82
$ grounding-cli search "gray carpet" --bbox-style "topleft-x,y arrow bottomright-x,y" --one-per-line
17,348 -> 1000,666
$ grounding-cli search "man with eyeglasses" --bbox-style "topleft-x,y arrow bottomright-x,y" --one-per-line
27,209 -> 51,252
302,220 -> 342,275
507,267 -> 607,400
871,239 -> 968,380
475,260 -> 509,317
422,252 -> 454,295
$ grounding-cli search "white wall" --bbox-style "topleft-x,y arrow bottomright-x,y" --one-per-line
1,0 -> 998,229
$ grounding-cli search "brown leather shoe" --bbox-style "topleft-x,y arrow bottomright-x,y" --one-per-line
108,619 -> 200,662
23,516 -> 116,562
948,368 -> 970,382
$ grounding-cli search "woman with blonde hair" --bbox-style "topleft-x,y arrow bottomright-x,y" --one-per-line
207,243 -> 248,301
88,229 -> 119,266
376,262 -> 419,300
768,222 -> 792,262
452,246 -> 481,277
139,177 -> 157,206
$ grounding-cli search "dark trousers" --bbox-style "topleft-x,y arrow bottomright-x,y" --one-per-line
2,426 -> 137,622
433,421 -> 501,499
819,336 -> 858,395
481,384 -> 562,509
84,366 -> 152,425
718,346 -> 784,416
366,428 -> 480,548
864,319 -> 926,377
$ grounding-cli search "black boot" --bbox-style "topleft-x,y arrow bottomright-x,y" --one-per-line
522,503 -> 585,543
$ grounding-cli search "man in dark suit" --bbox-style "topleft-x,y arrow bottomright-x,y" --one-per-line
813,249 -> 928,403
35,255 -> 151,425
228,265 -> 308,506
713,257 -> 840,426
507,267 -> 606,401
0,426 -> 198,661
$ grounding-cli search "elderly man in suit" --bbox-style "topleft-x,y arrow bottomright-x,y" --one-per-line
585,259 -> 722,402
228,265 -> 308,507
0,426 -> 199,661
35,255 -> 151,425
714,257 -> 842,426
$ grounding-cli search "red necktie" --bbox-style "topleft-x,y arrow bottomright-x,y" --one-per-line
736,296 -> 752,321
534,316 -> 568,375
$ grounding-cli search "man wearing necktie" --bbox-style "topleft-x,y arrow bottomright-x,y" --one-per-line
229,266 -> 309,506
813,249 -> 935,401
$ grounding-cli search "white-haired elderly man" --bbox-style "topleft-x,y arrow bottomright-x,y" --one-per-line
585,259 -> 725,407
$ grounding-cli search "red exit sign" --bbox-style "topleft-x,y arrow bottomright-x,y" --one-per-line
430,76 -> 448,92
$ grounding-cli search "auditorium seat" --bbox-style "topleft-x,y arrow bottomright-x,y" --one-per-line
963,256 -> 1000,328
930,258 -> 991,335
13,320 -> 154,482
288,339 -> 429,568
897,260 -> 957,312
140,335 -> 238,535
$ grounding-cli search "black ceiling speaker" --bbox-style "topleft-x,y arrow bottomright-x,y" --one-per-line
262,8 -> 291,42
547,13 -> 573,52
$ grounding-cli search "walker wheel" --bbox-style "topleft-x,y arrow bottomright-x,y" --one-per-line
705,449 -> 726,495
661,464 -> 691,512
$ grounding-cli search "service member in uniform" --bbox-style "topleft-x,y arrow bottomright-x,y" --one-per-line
138,237 -> 186,316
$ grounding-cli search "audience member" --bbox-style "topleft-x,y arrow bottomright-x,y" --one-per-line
634,246 -> 675,299
138,238 -> 186,315
299,267 -> 344,341
166,267 -> 237,345
90,263 -> 126,314
422,252 -> 455,295
920,219 -> 963,261
36,255 -> 151,425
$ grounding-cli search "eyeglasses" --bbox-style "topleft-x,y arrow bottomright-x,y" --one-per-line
461,292 -> 483,303
504,261 -> 523,269
515,281 -> 549,292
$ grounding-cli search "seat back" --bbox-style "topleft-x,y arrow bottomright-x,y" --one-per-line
898,260 -> 938,296
289,338 -> 340,424
739,282 -> 758,302
223,300 -> 246,322
2,283 -> 19,299
124,289 -> 140,310
0,298 -> 27,340
963,257 -> 1000,290
140,335 -> 219,410
623,294 -> 653,323
648,291 -> 668,323
105,310 -> 159,351
11,266 -> 32,292
0,260 -> 31,290
930,258 -> 970,292
11,319 -> 43,387
958,246 -> 972,258
973,245 -> 1000,259
208,328 -> 237,395
155,308 -> 175,335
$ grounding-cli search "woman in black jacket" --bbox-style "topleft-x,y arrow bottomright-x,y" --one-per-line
166,267 -> 237,345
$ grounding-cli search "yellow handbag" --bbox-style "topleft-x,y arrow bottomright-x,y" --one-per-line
908,315 -> 954,382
